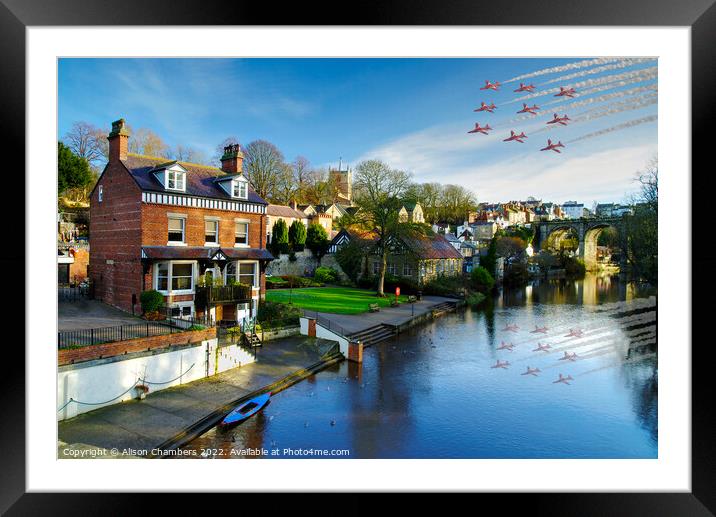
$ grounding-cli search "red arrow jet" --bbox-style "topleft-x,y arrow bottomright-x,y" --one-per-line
474,101 -> 497,113
503,130 -> 527,143
480,80 -> 501,90
468,123 -> 493,135
514,82 -> 536,92
554,86 -> 577,98
517,103 -> 540,115
547,113 -> 571,125
540,139 -> 565,153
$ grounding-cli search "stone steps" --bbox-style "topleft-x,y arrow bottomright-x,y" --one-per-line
347,324 -> 396,347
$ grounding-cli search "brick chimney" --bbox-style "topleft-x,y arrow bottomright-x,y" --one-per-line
107,118 -> 129,162
220,143 -> 244,174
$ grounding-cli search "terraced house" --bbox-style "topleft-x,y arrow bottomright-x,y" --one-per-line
89,119 -> 273,323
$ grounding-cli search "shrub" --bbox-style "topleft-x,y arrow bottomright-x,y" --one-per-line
466,292 -> 487,307
314,266 -> 339,284
288,220 -> 307,251
186,324 -> 206,331
335,240 -> 366,283
470,266 -> 495,292
422,274 -> 468,297
140,290 -> 164,314
481,237 -> 498,277
357,275 -> 377,290
271,219 -> 290,255
503,263 -> 529,286
306,223 -> 330,261
563,256 -> 586,277
288,251 -> 297,262
257,300 -> 302,323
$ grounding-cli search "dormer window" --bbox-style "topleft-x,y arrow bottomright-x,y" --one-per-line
167,169 -> 186,191
232,179 -> 248,199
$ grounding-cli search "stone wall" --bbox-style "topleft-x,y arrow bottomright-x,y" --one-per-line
265,249 -> 347,280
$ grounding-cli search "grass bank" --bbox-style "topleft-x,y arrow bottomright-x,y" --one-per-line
265,287 -> 409,315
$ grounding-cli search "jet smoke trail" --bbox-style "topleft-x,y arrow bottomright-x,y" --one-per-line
532,95 -> 657,135
507,66 -> 658,104
567,115 -> 658,143
508,84 -> 658,124
541,58 -> 656,85
504,58 -> 623,84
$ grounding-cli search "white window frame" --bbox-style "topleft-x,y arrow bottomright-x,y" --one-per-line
232,179 -> 248,200
234,219 -> 249,248
167,214 -> 187,246
403,263 -> 413,276
98,185 -> 103,202
154,260 -> 196,295
373,261 -> 380,274
224,260 -> 258,288
166,169 -> 186,191
237,261 -> 258,288
204,217 -> 219,247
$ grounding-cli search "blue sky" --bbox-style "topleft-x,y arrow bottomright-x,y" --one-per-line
58,58 -> 657,205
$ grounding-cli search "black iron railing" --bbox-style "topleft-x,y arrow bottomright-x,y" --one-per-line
58,315 -> 215,349
300,309 -> 349,338
194,284 -> 252,307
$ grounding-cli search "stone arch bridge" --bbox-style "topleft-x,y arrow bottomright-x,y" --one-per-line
533,217 -> 626,270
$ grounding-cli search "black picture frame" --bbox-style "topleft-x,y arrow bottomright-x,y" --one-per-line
4,0 -> 713,512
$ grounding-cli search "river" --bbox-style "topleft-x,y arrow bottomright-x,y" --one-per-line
183,273 -> 657,459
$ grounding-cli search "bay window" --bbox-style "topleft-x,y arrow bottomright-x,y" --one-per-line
224,261 -> 257,287
154,261 -> 195,293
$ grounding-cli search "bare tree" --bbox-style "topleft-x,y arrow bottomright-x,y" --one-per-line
243,139 -> 285,200
170,144 -> 208,165
63,121 -> 105,168
129,127 -> 169,157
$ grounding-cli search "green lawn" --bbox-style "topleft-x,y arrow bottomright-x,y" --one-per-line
265,287 -> 409,314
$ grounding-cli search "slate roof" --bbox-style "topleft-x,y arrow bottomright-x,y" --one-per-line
266,204 -> 308,219
124,154 -> 268,205
401,234 -> 464,260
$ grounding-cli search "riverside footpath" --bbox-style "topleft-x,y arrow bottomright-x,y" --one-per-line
58,336 -> 338,457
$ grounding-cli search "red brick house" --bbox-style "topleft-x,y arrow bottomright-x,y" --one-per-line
89,119 -> 273,323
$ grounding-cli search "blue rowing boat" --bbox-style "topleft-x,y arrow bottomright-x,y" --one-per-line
220,392 -> 271,427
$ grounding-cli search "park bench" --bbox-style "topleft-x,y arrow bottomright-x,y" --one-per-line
390,299 -> 400,307
369,303 -> 380,312
407,295 -> 417,303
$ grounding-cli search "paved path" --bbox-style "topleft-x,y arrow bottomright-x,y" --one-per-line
59,299 -> 144,331
313,295 -> 456,334
58,336 -> 336,455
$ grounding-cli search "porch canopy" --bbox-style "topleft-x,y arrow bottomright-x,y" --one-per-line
140,246 -> 274,262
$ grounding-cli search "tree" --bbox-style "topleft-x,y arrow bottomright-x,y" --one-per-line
495,236 -> 526,262
243,139 -> 285,200
438,184 -> 478,225
63,121 -> 106,169
129,127 -> 169,157
624,158 -> 658,283
335,239 -> 367,284
170,144 -> 207,164
305,222 -> 330,264
273,162 -> 297,205
271,219 -> 289,255
288,220 -> 307,251
352,159 -> 414,296
58,142 -> 93,198
481,237 -> 498,277
470,266 -> 495,292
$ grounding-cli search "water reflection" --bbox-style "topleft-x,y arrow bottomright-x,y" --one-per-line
183,274 -> 657,459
